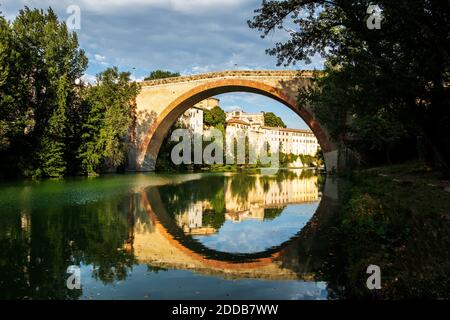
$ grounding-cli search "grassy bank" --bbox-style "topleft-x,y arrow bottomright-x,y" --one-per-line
321,162 -> 450,299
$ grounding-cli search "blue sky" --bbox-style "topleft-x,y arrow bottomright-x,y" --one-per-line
194,203 -> 318,253
1,0 -> 325,129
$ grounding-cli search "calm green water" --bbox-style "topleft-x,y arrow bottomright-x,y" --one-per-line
0,169 -> 332,300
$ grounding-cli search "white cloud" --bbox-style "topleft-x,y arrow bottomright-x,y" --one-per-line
93,54 -> 109,66
1,0 -> 244,15
185,65 -> 215,74
81,73 -> 96,84
223,105 -> 241,111
130,74 -> 145,82
78,0 -> 243,14
94,54 -> 106,62
1,0 -> 324,80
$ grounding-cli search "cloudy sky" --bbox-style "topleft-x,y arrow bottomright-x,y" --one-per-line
1,0 -> 325,129
194,203 -> 317,253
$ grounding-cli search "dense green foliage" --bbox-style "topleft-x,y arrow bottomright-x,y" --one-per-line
159,175 -> 228,230
0,8 -> 140,179
249,0 -> 450,172
249,1 -> 450,299
144,70 -> 180,81
203,106 -> 226,127
0,7 -> 88,178
78,68 -> 140,176
156,106 -> 228,172
264,112 -> 286,128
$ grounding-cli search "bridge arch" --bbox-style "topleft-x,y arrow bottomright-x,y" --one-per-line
134,72 -> 338,171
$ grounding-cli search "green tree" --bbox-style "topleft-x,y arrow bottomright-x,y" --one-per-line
0,7 -> 145,179
144,70 -> 180,81
264,112 -> 286,128
0,16 -> 16,152
7,7 -> 88,178
78,67 -> 140,176
249,0 -> 450,171
203,106 -> 226,127
36,76 -> 70,178
0,13 -> 36,176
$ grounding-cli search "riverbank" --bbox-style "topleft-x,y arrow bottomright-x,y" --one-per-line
320,162 -> 450,299
156,163 -> 324,174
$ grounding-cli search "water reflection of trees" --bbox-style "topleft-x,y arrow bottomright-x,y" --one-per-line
0,193 -> 137,299
158,175 -> 227,229
263,207 -> 285,221
228,174 -> 257,205
0,170 -> 323,299
73,198 -> 136,284
158,171 -> 321,231
202,188 -> 226,229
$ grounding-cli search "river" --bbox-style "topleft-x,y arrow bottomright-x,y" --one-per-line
0,169 -> 338,300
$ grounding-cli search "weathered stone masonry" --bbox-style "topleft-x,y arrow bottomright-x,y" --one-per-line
129,70 -> 340,172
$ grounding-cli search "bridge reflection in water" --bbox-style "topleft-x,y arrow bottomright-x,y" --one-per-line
125,170 -> 338,282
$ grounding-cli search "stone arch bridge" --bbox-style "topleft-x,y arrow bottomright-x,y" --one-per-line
129,70 -> 339,172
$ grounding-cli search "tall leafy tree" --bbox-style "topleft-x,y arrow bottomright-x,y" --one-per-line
0,16 -> 15,152
78,67 -> 140,176
0,7 -> 142,178
249,0 -> 450,169
204,106 -> 226,127
36,76 -> 70,177
10,7 -> 88,177
264,112 -> 286,128
144,70 -> 180,81
0,14 -> 33,176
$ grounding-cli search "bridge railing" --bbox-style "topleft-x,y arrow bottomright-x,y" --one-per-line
139,70 -> 318,86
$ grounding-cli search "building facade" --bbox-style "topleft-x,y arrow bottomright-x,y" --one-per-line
178,101 -> 320,161
225,108 -> 319,158
178,97 -> 221,135
179,106 -> 204,136
226,109 -> 264,128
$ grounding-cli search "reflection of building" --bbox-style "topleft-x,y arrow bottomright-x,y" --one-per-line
225,209 -> 265,223
226,108 -> 319,158
173,173 -> 319,227
224,174 -> 319,222
124,174 -> 328,281
128,192 -> 305,280
175,201 -> 217,235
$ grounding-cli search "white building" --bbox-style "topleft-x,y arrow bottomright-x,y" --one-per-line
178,101 -> 320,161
260,126 -> 319,156
225,109 -> 319,158
226,109 -> 264,129
179,106 -> 204,136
